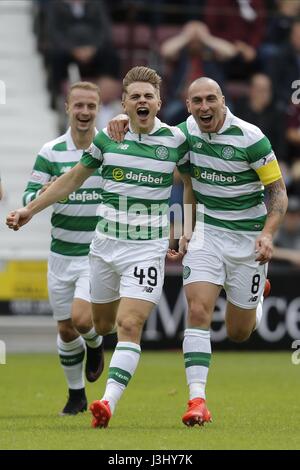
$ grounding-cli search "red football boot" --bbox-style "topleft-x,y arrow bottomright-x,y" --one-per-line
90,400 -> 112,428
182,398 -> 212,427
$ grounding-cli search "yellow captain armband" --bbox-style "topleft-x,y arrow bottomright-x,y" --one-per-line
256,159 -> 282,186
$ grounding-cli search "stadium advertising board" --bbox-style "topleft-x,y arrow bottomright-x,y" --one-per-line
0,260 -> 48,300
0,266 -> 299,350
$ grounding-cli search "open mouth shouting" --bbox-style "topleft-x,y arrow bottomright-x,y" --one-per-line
136,107 -> 150,120
199,114 -> 213,125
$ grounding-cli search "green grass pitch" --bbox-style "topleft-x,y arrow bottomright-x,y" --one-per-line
0,351 -> 299,450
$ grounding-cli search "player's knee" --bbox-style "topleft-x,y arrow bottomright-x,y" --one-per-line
227,327 -> 251,343
58,324 -> 78,342
93,317 -> 114,336
73,316 -> 90,334
117,316 -> 142,338
188,300 -> 211,327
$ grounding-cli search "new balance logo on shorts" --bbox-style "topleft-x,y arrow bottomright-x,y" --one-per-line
248,295 -> 258,302
143,286 -> 153,293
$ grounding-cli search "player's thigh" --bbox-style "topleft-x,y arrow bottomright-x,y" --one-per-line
116,297 -> 155,342
225,302 -> 257,341
92,299 -> 120,330
69,270 -> 92,330
71,298 -> 92,333
184,281 -> 222,326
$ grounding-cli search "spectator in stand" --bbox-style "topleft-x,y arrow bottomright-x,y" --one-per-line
286,103 -> 300,162
160,20 -> 236,124
268,19 -> 300,110
284,102 -> 300,195
106,0 -> 206,26
273,196 -> 300,266
234,73 -> 286,161
204,0 -> 266,80
260,0 -> 300,68
46,0 -> 120,108
96,77 -> 123,130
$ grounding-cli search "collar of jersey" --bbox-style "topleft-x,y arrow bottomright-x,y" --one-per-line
215,106 -> 234,135
128,116 -> 161,136
66,127 -> 98,150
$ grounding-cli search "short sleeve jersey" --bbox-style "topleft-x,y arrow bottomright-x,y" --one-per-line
81,117 -> 189,241
23,128 -> 102,256
178,108 -> 282,232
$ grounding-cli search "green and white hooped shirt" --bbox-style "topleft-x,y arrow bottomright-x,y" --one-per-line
23,128 -> 102,256
178,108 -> 282,233
81,117 -> 190,242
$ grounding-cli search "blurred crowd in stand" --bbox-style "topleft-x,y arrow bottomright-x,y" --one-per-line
32,0 -> 300,264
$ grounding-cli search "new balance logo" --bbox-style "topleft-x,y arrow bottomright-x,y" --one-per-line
143,287 -> 153,293
193,142 -> 202,149
117,144 -> 129,150
248,295 -> 258,302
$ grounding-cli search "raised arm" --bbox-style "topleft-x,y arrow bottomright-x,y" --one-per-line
161,21 -> 237,62
197,23 -> 237,60
160,22 -> 196,60
6,162 -> 94,230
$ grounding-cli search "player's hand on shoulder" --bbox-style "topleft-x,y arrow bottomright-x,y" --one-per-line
107,114 -> 129,142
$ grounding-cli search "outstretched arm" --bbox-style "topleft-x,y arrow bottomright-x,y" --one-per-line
6,163 -> 94,230
255,178 -> 288,264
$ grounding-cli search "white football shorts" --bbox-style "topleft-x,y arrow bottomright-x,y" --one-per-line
47,253 -> 90,321
182,226 -> 267,309
89,234 -> 168,305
